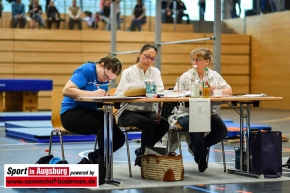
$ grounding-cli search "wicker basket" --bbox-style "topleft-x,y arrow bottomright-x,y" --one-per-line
141,153 -> 184,181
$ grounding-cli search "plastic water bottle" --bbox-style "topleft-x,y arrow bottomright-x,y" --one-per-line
191,80 -> 200,98
191,65 -> 200,98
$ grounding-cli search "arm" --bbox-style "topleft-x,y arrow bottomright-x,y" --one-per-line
76,8 -> 82,19
46,7 -> 50,18
114,70 -> 129,95
38,5 -> 43,14
214,72 -> 232,95
12,4 -> 16,17
21,4 -> 25,17
182,2 -> 187,10
173,72 -> 190,91
29,5 -> 34,14
155,69 -> 165,93
55,7 -> 60,18
137,5 -> 146,19
221,87 -> 232,95
63,78 -> 106,99
68,7 -> 74,18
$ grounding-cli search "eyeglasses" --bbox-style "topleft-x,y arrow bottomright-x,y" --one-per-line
190,58 -> 205,62
143,53 -> 157,62
103,68 -> 112,82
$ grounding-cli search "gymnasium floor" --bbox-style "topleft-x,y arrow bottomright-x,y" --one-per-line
1,108 -> 290,193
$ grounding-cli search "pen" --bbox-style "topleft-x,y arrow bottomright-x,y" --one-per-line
96,84 -> 108,96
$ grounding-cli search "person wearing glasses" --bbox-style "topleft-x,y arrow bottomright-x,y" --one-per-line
114,44 -> 169,166
172,48 -> 232,172
60,55 -> 125,159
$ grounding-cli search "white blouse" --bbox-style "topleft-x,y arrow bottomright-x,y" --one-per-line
114,65 -> 165,122
173,68 -> 231,91
173,67 -> 232,117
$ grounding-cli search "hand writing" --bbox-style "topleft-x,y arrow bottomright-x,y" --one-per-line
93,89 -> 106,97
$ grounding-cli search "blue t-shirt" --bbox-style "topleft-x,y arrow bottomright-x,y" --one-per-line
60,62 -> 109,114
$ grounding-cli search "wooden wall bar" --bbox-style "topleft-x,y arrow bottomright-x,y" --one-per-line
224,11 -> 290,110
0,29 -> 250,110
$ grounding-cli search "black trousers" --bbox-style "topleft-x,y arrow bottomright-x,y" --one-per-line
118,110 -> 169,153
48,18 -> 60,29
61,107 -> 125,157
178,114 -> 228,159
69,18 -> 82,30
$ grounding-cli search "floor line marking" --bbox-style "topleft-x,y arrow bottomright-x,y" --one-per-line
184,185 -> 218,193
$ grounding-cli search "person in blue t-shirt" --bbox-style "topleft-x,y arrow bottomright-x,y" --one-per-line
60,55 -> 124,159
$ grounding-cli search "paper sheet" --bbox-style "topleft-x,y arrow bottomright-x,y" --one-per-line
189,98 -> 211,132
79,96 -> 146,99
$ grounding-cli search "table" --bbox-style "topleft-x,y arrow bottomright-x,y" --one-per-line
0,79 -> 53,112
76,96 -> 283,184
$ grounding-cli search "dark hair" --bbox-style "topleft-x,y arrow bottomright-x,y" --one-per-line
136,44 -> 158,63
97,55 -> 122,76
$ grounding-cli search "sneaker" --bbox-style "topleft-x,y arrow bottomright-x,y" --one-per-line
198,158 -> 207,172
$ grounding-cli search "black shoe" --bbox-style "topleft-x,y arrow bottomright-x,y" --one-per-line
134,148 -> 143,167
135,148 -> 142,157
198,158 -> 207,172
88,150 -> 100,164
134,155 -> 142,167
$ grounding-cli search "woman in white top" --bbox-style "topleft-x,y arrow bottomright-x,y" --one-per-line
174,47 -> 232,173
115,44 -> 169,166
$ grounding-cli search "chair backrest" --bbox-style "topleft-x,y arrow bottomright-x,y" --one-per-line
109,87 -> 116,95
51,89 -> 64,130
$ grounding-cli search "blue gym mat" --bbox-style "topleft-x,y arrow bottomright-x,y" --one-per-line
225,122 -> 272,138
3,119 -> 233,129
0,111 -> 51,121
5,120 -> 52,128
3,117 -> 236,143
5,128 -> 96,143
225,122 -> 272,130
5,128 -> 141,143
222,119 -> 233,123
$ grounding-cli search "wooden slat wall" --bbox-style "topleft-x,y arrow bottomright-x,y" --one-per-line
224,11 -> 290,110
0,29 -> 250,110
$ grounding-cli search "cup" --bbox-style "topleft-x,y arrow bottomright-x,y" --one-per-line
176,77 -> 190,97
213,89 -> 222,96
146,93 -> 156,98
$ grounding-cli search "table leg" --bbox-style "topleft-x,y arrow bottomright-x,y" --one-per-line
227,102 -> 265,178
103,104 -> 124,186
